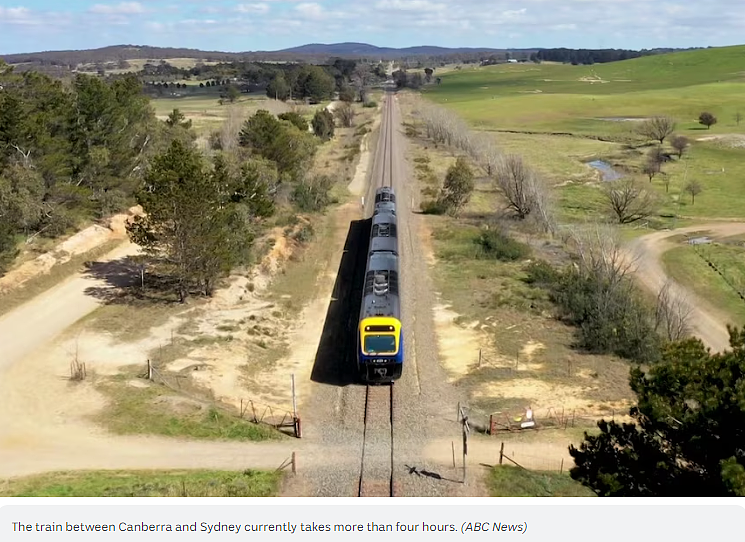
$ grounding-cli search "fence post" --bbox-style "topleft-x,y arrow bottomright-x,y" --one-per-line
488,414 -> 493,436
560,458 -> 564,474
499,442 -> 504,465
292,452 -> 296,474
452,441 -> 455,468
295,416 -> 302,439
457,402 -> 460,423
478,349 -> 482,368
291,373 -> 297,418
147,359 -> 152,381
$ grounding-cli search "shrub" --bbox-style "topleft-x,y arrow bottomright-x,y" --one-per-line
523,259 -> 560,285
474,228 -> 530,261
362,101 -> 377,108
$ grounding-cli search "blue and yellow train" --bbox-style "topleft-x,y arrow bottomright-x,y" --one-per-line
357,187 -> 403,383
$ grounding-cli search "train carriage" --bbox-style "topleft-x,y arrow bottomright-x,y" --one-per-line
357,187 -> 403,383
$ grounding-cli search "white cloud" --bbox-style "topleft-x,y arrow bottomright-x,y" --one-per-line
88,2 -> 146,15
294,3 -> 324,19
236,3 -> 270,14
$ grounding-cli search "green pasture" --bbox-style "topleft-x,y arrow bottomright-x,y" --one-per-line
662,243 -> 745,327
422,45 -> 745,222
488,465 -> 594,497
424,46 -> 745,138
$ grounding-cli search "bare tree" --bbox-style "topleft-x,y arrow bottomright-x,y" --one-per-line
493,154 -> 555,232
603,178 -> 658,224
566,223 -> 637,287
334,102 -> 355,127
654,279 -> 693,341
351,63 -> 372,103
417,99 -> 473,154
470,132 -> 501,176
637,116 -> 676,144
736,111 -> 742,126
642,158 -> 661,182
660,173 -> 671,193
684,179 -> 703,204
670,135 -> 689,158
219,104 -> 247,153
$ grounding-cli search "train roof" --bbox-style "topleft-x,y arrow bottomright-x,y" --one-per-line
360,252 -> 400,320
374,201 -> 396,215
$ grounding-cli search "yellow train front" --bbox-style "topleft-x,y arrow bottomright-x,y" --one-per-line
357,187 -> 403,383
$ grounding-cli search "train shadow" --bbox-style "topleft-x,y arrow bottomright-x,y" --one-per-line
310,217 -> 371,387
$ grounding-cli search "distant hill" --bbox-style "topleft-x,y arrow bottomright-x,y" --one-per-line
0,43 -> 531,66
0,42 -> 701,69
273,42 -> 509,57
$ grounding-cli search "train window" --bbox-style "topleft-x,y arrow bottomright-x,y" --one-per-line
364,335 -> 396,354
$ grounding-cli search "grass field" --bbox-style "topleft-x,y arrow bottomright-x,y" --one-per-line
95,366 -> 284,442
488,465 -> 594,497
421,46 -> 745,223
662,242 -> 745,327
0,469 -> 280,497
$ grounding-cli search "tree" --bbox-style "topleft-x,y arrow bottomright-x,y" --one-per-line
226,84 -> 240,103
603,178 -> 658,224
294,65 -> 335,103
670,135 -> 689,158
493,154 -> 541,220
265,125 -> 317,178
351,63 -> 372,103
266,72 -> 290,101
278,111 -> 309,132
437,156 -> 474,216
735,111 -> 742,126
570,327 -> 745,496
338,84 -> 356,103
166,108 -> 192,129
334,102 -> 355,128
127,140 -> 253,300
424,67 -> 434,83
239,109 -> 284,154
312,108 -> 335,140
684,179 -> 703,204
637,116 -> 676,144
642,157 -> 661,182
654,279 -> 692,342
698,111 -> 717,129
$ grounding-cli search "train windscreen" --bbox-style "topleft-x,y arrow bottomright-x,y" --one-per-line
364,335 -> 397,354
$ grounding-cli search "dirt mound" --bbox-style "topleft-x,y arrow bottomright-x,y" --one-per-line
0,206 -> 143,294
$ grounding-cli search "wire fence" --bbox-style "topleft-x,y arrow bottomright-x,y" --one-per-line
146,359 -> 301,438
497,442 -> 571,473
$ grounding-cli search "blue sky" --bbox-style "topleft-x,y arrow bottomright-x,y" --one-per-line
1,1 -> 744,54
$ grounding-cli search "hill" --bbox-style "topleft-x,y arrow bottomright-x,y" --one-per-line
274,42 -> 510,57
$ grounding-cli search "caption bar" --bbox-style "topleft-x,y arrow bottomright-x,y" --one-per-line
2,504 -> 742,540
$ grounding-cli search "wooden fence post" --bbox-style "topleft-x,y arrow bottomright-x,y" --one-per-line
147,359 -> 152,380
452,441 -> 456,468
560,458 -> 564,474
292,452 -> 296,474
499,442 -> 504,465
478,349 -> 482,368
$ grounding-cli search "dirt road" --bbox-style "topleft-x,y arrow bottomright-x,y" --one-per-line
0,241 -> 140,371
626,222 -> 745,353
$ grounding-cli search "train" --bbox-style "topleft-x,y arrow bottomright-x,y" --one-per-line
356,186 -> 403,383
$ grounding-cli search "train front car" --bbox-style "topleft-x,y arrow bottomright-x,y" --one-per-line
357,252 -> 403,383
357,187 -> 403,383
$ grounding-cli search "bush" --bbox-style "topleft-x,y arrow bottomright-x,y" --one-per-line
523,260 -> 560,285
278,112 -> 309,132
362,101 -> 377,108
311,109 -> 335,140
420,199 -> 446,214
474,228 -> 530,261
291,174 -> 336,212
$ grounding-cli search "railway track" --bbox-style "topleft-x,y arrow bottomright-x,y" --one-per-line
357,383 -> 396,496
357,89 -> 397,498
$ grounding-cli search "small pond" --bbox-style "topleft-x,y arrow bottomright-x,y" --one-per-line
587,160 -> 624,181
